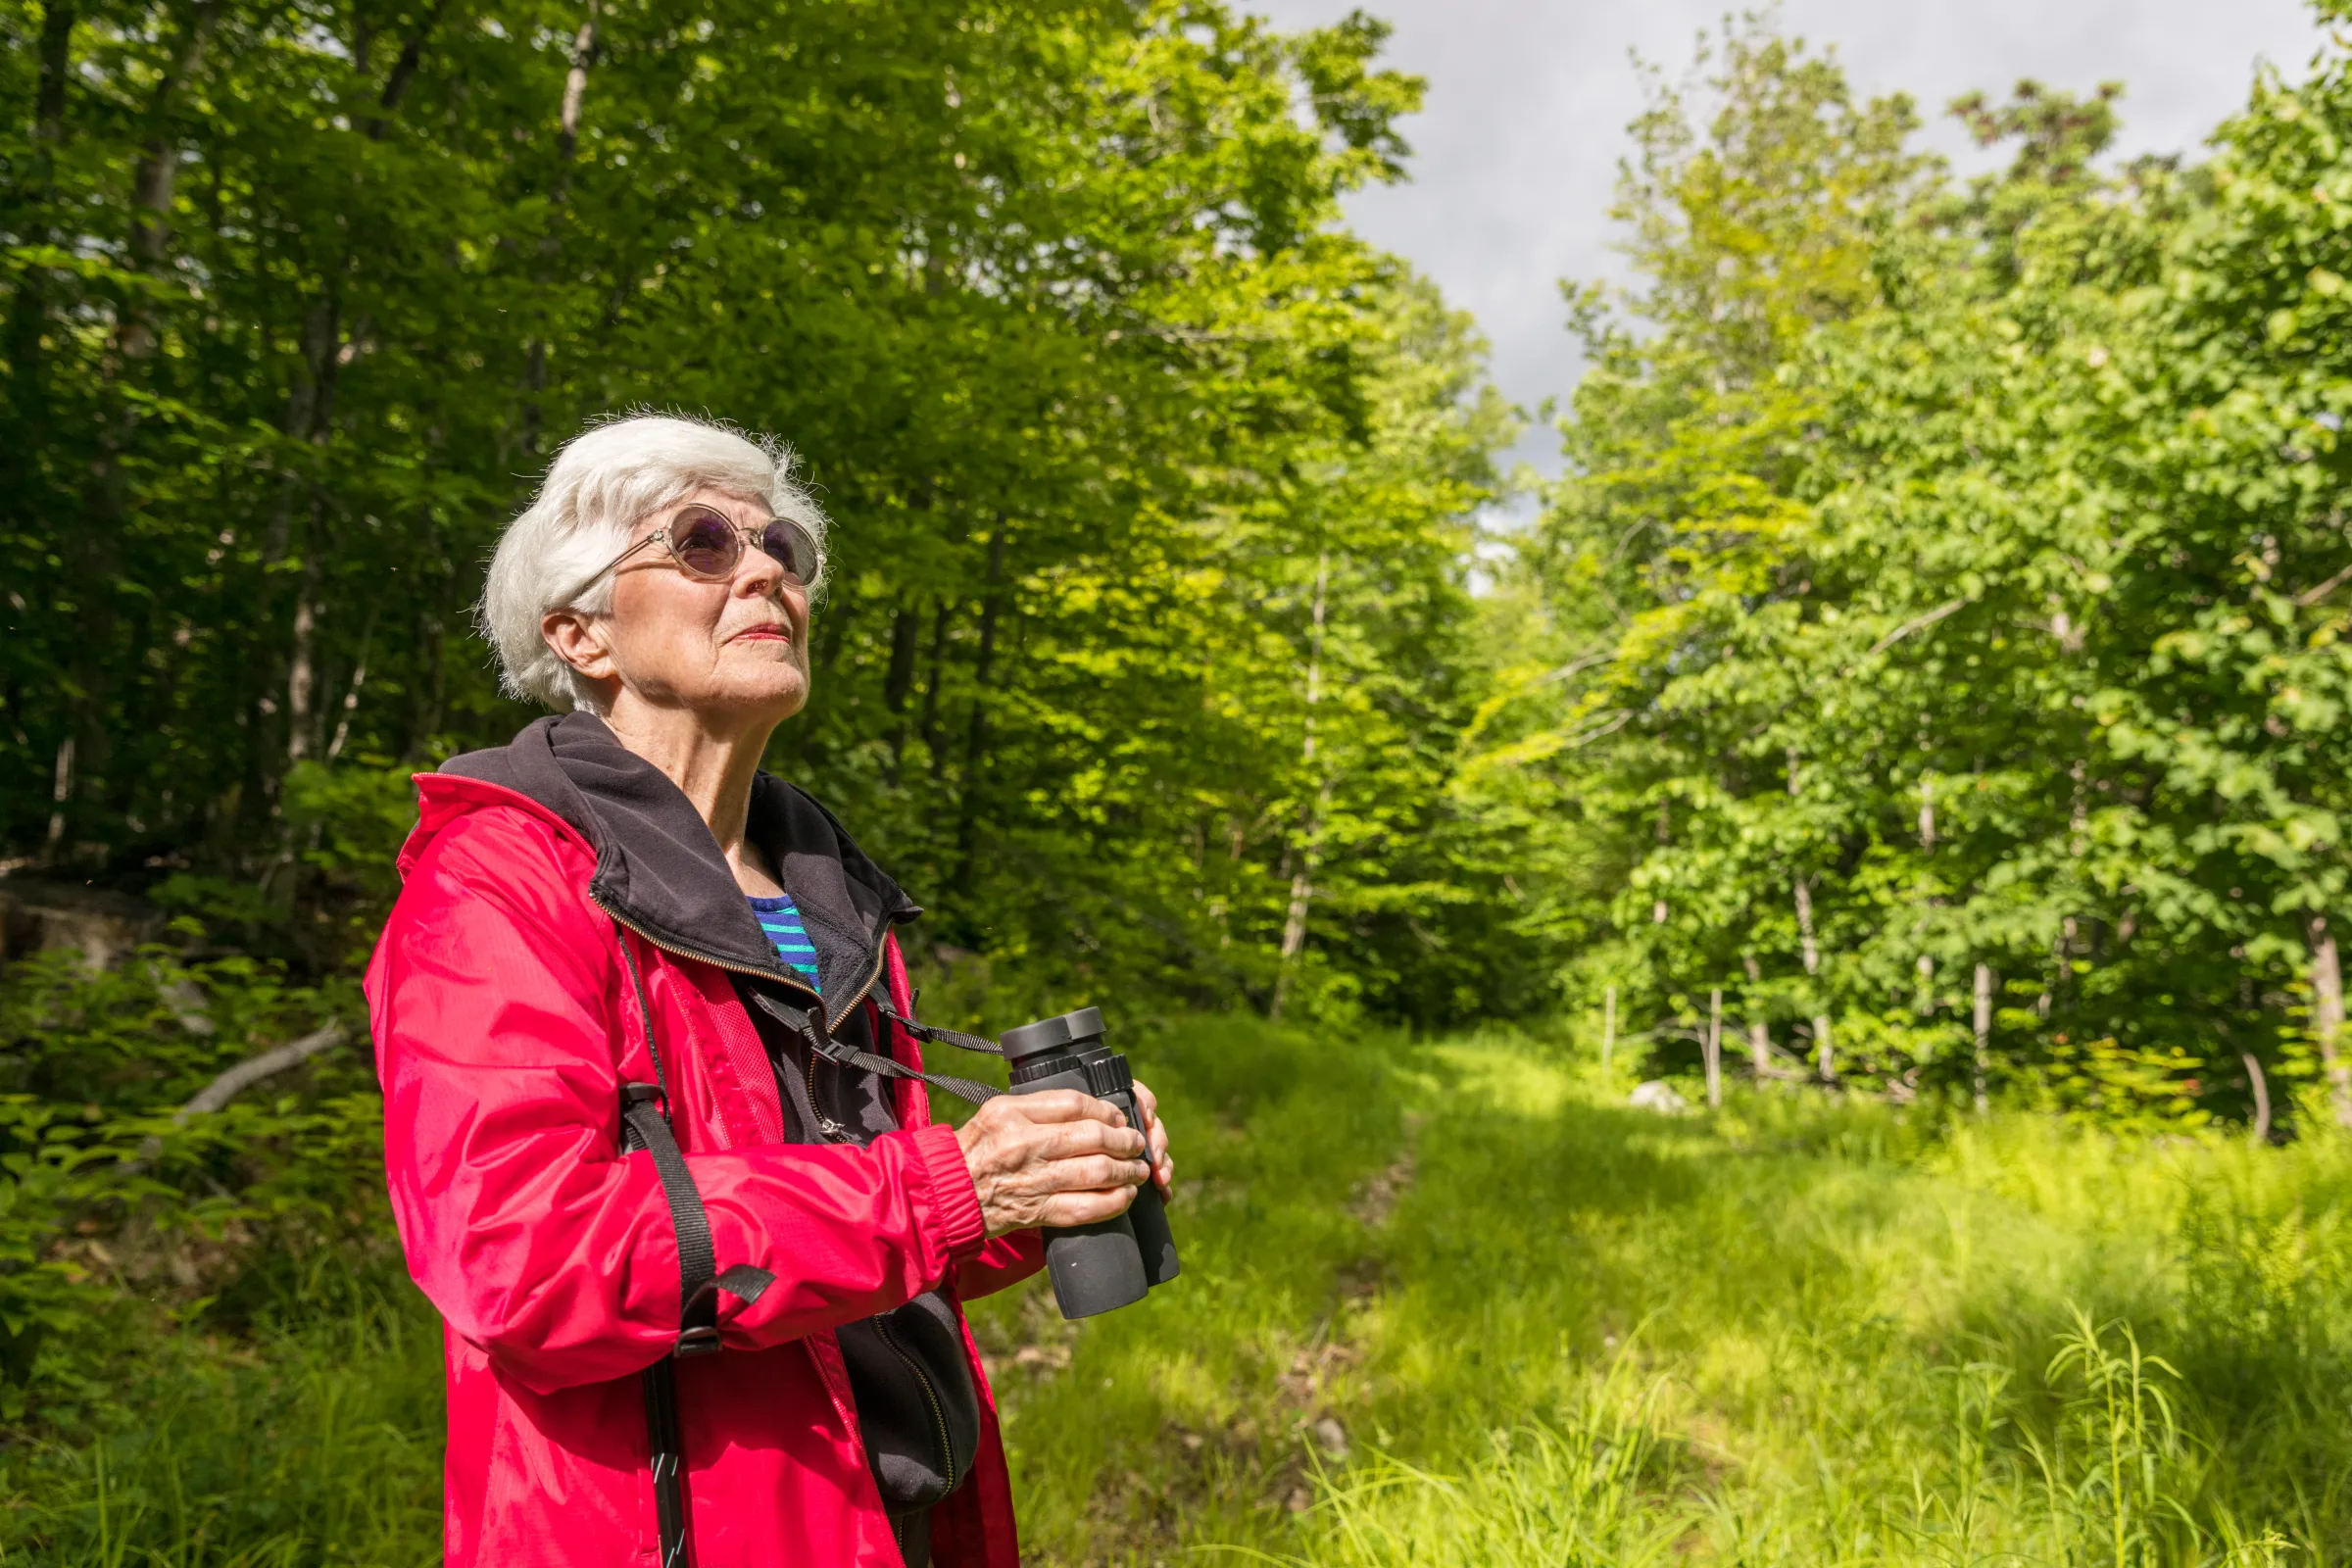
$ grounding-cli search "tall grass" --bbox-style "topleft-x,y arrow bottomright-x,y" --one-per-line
2,1278 -> 441,1565
9,1018 -> 2352,1565
1262,1369 -> 1689,1568
1277,1312 -> 2296,1568
985,1029 -> 2352,1565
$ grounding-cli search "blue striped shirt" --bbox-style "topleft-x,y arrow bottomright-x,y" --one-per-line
748,894 -> 821,992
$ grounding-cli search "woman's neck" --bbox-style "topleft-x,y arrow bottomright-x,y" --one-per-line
600,698 -> 784,896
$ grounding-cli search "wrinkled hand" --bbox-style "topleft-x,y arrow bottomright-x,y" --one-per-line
1131,1077 -> 1174,1199
956,1090 -> 1151,1238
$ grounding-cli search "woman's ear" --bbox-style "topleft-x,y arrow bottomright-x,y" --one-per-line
543,608 -> 615,686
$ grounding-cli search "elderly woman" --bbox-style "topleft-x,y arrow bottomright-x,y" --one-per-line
366,414 -> 1172,1568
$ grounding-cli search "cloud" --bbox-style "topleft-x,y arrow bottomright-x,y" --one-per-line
1250,0 -> 2323,479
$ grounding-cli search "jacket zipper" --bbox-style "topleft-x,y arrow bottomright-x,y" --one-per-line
874,1312 -> 956,1491
806,1048 -> 844,1142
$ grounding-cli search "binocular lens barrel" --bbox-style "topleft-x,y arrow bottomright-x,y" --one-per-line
1001,1006 -> 1181,1320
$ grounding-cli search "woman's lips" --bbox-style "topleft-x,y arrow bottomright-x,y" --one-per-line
729,626 -> 790,643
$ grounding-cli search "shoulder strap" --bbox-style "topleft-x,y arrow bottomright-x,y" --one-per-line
614,926 -> 776,1568
752,991 -> 1000,1106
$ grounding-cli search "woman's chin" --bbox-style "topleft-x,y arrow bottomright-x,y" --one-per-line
707,646 -> 807,706
712,673 -> 808,721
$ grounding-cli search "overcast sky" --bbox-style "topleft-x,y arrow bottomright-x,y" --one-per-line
1246,0 -> 2327,487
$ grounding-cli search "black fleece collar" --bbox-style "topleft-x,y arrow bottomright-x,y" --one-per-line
441,712 -> 919,1013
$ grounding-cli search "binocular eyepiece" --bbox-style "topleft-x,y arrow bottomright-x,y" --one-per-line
1001,1006 -> 1181,1319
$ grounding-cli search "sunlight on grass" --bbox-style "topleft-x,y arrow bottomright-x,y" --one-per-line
9,1021 -> 2351,1565
990,1030 -> 2352,1565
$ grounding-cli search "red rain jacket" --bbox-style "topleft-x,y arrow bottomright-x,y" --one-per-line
367,768 -> 1039,1566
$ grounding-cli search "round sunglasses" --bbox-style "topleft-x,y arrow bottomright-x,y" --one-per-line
564,504 -> 823,605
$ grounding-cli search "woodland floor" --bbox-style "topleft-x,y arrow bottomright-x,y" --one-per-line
9,1017 -> 2352,1566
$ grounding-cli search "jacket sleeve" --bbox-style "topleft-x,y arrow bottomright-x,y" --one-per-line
954,1231 -> 1047,1299
367,810 -> 988,1396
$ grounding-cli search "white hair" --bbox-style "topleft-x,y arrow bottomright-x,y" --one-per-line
479,412 -> 829,710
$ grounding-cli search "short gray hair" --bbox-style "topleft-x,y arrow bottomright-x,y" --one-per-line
479,412 -> 829,710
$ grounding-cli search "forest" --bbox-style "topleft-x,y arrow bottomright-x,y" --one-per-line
7,0 -> 2352,1560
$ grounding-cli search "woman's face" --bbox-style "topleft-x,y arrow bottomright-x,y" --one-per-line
549,486 -> 813,726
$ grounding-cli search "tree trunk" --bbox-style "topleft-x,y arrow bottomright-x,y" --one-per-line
522,0 -> 599,454
1973,961 -> 1993,1114
1792,876 -> 1833,1080
285,536 -> 322,763
42,736 -> 74,860
1742,951 -> 1769,1076
2308,916 -> 2352,1129
1270,555 -> 1330,1021
271,301 -> 340,786
1704,988 -> 1723,1109
1601,984 -> 1617,1077
884,600 -> 921,779
66,0 -> 219,856
121,0 -> 222,339
918,600 -> 953,767
5,0 -> 77,438
949,527 -> 1009,898
2242,1052 -> 2273,1146
885,602 -> 920,710
362,0 -> 451,139
325,651 -> 368,761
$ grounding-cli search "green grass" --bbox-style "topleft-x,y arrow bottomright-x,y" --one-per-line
11,1018 -> 2352,1564
980,1022 -> 2352,1566
2,1286 -> 442,1565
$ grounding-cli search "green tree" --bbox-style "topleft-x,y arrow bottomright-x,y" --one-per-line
0,0 -> 1511,1019
1484,8 -> 2352,1126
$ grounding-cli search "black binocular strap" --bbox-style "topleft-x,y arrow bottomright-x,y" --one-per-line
873,1000 -> 1005,1061
616,929 -> 775,1568
752,992 -> 1001,1106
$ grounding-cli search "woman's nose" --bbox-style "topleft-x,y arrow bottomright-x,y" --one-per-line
737,539 -> 787,596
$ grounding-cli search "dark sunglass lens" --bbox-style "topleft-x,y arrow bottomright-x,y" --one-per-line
672,510 -> 741,577
761,519 -> 818,582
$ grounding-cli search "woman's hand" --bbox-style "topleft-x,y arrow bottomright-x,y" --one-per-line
956,1091 -> 1151,1239
1131,1077 -> 1174,1199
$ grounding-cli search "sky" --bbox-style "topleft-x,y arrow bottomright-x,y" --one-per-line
1246,0 -> 2328,489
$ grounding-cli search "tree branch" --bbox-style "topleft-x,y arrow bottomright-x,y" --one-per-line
116,1022 -> 348,1175
1867,598 -> 1966,657
2293,561 -> 2352,609
177,1021 -> 347,1119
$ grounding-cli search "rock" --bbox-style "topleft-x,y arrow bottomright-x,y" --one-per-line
0,877 -> 167,971
1629,1080 -> 1689,1114
1312,1416 -> 1348,1460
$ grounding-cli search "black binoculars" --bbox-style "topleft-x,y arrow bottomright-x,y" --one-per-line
1000,1006 -> 1181,1319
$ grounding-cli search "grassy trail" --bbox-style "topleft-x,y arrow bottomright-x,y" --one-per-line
10,1018 -> 2352,1564
983,1020 -> 2352,1566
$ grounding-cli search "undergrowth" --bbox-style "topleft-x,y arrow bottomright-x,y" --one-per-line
8,1011 -> 2352,1564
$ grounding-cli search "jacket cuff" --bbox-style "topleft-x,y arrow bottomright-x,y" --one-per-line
913,1122 -> 988,1262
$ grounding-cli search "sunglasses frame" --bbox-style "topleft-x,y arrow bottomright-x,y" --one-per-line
558,503 -> 823,609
